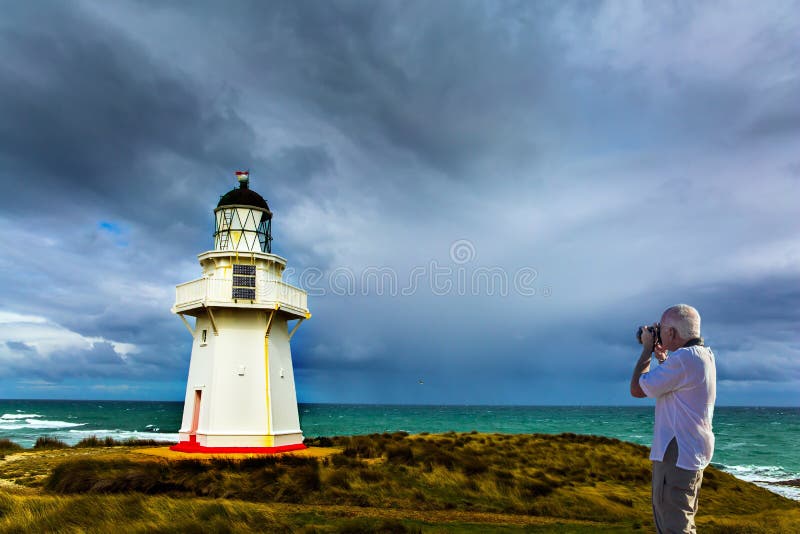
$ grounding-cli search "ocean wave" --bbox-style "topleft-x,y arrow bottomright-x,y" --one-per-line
0,418 -> 85,430
719,464 -> 794,483
717,464 -> 800,501
1,413 -> 42,420
25,419 -> 86,429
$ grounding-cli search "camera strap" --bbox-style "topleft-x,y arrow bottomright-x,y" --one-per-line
683,337 -> 704,347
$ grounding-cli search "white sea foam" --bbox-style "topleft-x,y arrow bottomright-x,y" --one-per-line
720,464 -> 793,482
1,413 -> 42,420
24,419 -> 85,429
0,417 -> 84,430
718,464 -> 800,501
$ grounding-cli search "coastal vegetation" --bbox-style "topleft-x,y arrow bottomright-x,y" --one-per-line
0,432 -> 798,532
0,439 -> 22,461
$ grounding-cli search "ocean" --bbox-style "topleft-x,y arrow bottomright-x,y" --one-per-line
1,400 -> 797,500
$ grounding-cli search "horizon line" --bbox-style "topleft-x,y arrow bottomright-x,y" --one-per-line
1,398 -> 798,409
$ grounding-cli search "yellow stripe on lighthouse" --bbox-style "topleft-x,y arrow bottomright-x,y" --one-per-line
263,309 -> 276,445
264,335 -> 273,444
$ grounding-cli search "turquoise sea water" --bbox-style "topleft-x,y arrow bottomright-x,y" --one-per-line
1,400 -> 797,500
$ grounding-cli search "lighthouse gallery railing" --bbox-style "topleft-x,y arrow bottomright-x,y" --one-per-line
175,277 -> 307,312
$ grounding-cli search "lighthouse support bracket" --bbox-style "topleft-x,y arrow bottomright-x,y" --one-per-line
288,318 -> 305,340
265,308 -> 276,338
177,314 -> 195,336
204,306 -> 219,336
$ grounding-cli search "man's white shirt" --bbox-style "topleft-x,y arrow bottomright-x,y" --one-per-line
639,345 -> 717,470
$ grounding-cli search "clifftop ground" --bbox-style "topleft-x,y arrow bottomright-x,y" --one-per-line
1,432 -> 798,533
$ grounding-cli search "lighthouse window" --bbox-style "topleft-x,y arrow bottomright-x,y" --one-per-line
232,264 -> 256,300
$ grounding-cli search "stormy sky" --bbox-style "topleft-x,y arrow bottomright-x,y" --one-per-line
1,1 -> 798,406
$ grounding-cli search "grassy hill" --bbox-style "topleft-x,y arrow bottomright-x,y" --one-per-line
1,432 -> 798,532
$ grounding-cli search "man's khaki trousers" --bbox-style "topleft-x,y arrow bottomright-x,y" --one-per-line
652,438 -> 704,534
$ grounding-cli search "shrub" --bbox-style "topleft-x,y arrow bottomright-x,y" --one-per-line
238,456 -> 279,470
0,438 -> 23,452
358,468 -> 384,483
519,478 -> 555,498
460,455 -> 488,476
122,438 -> 165,447
493,469 -> 514,486
0,438 -> 23,459
279,455 -> 318,468
326,468 -> 351,489
34,436 -> 68,450
73,436 -> 166,448
606,494 -> 634,507
292,464 -> 322,493
386,444 -> 415,465
46,458 -> 176,494
74,436 -> 105,448
343,436 -> 379,458
332,453 -> 361,468
305,436 -> 334,447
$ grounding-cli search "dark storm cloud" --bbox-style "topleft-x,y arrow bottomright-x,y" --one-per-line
223,1 -> 797,175
0,1 -> 798,403
124,1 -> 568,181
693,275 -> 800,332
2,342 -> 121,382
260,145 -> 337,208
0,2 -> 255,226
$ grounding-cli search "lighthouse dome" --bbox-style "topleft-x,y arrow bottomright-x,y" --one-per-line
217,183 -> 272,216
214,173 -> 273,253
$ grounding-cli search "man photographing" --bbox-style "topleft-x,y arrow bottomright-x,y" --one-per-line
630,304 -> 716,534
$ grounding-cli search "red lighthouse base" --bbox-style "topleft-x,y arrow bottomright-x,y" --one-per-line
169,436 -> 307,454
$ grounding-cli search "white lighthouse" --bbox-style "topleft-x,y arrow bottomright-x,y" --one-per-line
170,171 -> 309,453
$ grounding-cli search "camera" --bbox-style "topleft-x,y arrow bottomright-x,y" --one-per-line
636,324 -> 661,345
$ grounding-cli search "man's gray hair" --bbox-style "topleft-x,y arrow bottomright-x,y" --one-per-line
663,304 -> 701,339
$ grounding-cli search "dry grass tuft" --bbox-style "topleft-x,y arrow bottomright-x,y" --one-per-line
0,439 -> 23,460
33,436 -> 68,450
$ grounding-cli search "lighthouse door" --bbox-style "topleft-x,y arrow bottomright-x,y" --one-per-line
190,390 -> 202,443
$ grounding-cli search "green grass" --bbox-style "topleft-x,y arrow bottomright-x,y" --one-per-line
1,432 -> 798,532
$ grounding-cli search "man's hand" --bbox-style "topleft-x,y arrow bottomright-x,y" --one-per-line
654,343 -> 668,363
630,324 -> 658,398
639,323 -> 657,354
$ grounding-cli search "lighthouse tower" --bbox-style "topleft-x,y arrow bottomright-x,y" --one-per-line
170,171 -> 309,453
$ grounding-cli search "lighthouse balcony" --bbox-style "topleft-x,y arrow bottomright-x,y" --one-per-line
173,277 -> 308,318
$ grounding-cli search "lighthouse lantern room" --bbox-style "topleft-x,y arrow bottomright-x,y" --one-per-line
171,171 -> 309,453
